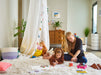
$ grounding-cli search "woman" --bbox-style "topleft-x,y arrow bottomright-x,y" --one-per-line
64,32 -> 87,63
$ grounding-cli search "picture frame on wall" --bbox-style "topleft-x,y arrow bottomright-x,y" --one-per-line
52,11 -> 60,18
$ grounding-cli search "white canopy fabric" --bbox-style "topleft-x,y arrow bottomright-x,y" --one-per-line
20,0 -> 49,57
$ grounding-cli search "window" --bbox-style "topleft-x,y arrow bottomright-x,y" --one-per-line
92,2 -> 97,33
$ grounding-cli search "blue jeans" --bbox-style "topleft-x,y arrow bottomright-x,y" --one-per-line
64,54 -> 87,63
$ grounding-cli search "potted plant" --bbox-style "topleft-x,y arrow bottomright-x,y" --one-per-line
84,27 -> 90,45
53,21 -> 62,30
14,19 -> 26,37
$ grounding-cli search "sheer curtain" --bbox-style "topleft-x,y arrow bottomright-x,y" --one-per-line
20,0 -> 49,56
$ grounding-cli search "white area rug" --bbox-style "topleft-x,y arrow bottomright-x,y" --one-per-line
1,53 -> 101,75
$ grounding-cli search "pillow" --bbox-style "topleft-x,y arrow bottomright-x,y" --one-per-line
0,62 -> 12,71
33,49 -> 42,57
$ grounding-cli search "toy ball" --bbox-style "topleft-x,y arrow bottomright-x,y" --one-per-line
69,63 -> 73,67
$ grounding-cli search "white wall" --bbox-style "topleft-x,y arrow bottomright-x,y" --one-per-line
22,0 -> 30,21
67,0 -> 90,38
47,0 -> 90,38
0,0 -> 9,48
47,0 -> 67,31
8,0 -> 18,47
0,0 -> 18,48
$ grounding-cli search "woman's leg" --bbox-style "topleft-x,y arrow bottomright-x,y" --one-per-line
77,56 -> 87,63
64,54 -> 72,61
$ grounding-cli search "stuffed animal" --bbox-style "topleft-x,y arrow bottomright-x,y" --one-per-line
40,41 -> 48,56
33,49 -> 42,57
32,41 -> 48,57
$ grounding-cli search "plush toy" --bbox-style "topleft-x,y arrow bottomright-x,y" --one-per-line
33,49 -> 42,57
40,41 -> 48,56
77,63 -> 87,69
32,41 -> 48,57
37,45 -> 43,50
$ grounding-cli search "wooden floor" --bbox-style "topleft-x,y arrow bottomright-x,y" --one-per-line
87,48 -> 101,58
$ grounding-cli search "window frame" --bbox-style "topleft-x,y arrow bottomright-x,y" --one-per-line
92,1 -> 97,33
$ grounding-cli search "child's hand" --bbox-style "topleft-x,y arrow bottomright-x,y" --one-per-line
55,60 -> 58,64
53,62 -> 57,66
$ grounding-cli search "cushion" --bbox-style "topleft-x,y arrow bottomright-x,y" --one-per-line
0,62 -> 12,71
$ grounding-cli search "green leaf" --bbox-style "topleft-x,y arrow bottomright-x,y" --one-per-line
15,26 -> 21,29
53,21 -> 62,28
14,32 -> 20,37
84,27 -> 90,37
14,19 -> 27,37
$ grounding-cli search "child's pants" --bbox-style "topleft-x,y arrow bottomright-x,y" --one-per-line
64,54 -> 87,63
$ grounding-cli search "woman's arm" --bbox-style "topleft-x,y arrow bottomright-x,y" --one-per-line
69,52 -> 74,57
73,50 -> 81,58
71,50 -> 80,62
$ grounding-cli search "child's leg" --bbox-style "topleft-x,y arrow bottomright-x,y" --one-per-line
64,54 -> 72,61
77,56 -> 87,63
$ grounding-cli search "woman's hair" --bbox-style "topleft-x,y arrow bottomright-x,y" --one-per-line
66,32 -> 72,38
65,32 -> 73,53
54,48 -> 64,58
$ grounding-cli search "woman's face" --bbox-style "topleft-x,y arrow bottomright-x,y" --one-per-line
56,53 -> 61,59
67,35 -> 75,43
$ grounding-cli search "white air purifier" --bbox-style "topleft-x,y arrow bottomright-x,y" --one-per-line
91,34 -> 99,50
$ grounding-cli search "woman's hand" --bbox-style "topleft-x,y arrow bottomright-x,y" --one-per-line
71,57 -> 77,62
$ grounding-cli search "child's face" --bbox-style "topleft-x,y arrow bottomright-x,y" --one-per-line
56,53 -> 62,59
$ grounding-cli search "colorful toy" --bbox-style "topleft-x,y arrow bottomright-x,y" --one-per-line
69,63 -> 73,67
77,63 -> 87,69
33,49 -> 42,57
74,33 -> 77,37
40,65 -> 49,68
76,70 -> 87,74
